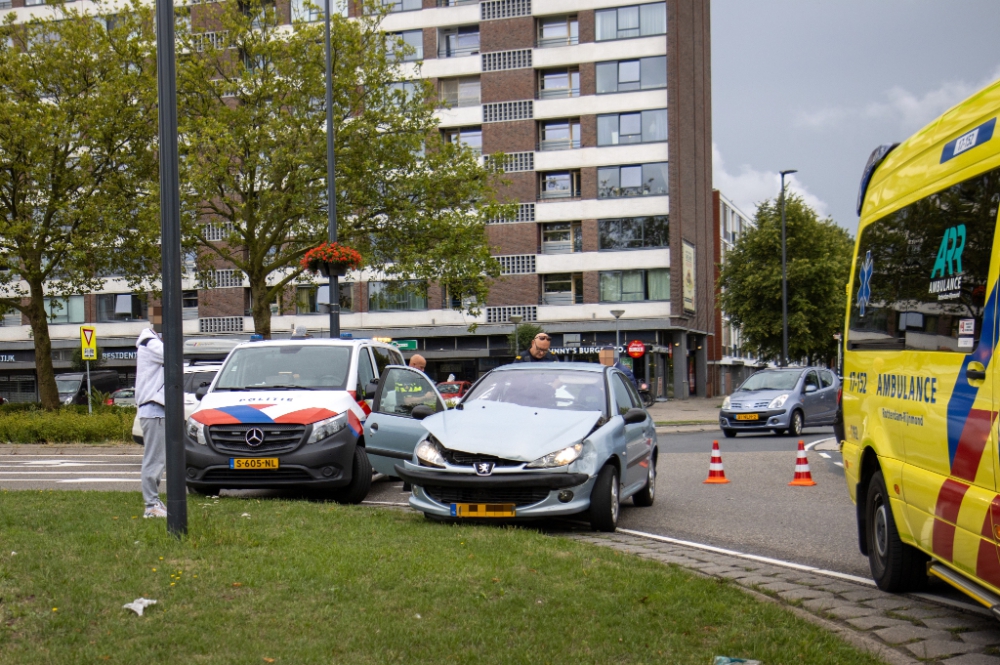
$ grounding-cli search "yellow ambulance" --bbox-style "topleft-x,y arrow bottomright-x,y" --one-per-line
843,78 -> 1000,614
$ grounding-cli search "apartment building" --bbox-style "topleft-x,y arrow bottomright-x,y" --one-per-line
0,0 -> 713,402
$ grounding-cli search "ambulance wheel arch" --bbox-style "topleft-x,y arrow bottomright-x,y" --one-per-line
864,469 -> 929,591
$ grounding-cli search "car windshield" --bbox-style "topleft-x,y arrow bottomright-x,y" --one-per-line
738,370 -> 802,392
184,371 -> 218,393
56,379 -> 82,394
438,383 -> 462,395
464,369 -> 606,413
215,345 -> 351,391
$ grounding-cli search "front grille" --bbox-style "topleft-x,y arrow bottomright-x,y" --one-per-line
425,485 -> 551,507
202,468 -> 314,482
730,401 -> 771,410
208,423 -> 305,454
443,449 -> 522,468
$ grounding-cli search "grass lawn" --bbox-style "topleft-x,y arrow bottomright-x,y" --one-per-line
0,491 -> 885,665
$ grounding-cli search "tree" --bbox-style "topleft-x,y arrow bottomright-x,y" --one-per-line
718,193 -> 853,365
177,0 -> 505,338
0,1 -> 160,409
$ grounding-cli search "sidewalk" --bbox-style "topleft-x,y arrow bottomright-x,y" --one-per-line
647,396 -> 722,433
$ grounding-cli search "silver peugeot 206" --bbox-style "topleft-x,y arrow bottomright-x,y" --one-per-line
362,362 -> 658,532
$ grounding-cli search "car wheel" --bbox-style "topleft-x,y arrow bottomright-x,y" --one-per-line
632,455 -> 656,507
866,470 -> 927,591
334,446 -> 373,505
787,410 -> 804,437
589,464 -> 620,532
722,429 -> 737,438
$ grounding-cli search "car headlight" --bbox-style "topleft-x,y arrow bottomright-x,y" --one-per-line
187,419 -> 207,445
307,414 -> 347,444
768,394 -> 789,409
722,396 -> 731,410
415,436 -> 446,468
526,443 -> 584,469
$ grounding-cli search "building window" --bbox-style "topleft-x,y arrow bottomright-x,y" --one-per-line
368,281 -> 427,312
0,309 -> 20,327
389,29 -> 423,62
439,76 -> 480,107
182,290 -> 199,320
443,126 -> 482,155
542,273 -> 583,305
599,269 -> 669,302
538,119 -> 581,151
541,222 -> 582,255
539,171 -> 581,200
97,294 -> 148,322
596,57 -> 667,94
595,2 -> 666,41
597,109 -> 667,146
599,216 -> 669,250
538,67 -> 579,99
388,81 -> 419,103
296,284 -> 352,314
382,0 -> 420,12
43,295 -> 85,325
536,14 -> 578,48
439,26 -> 480,58
597,162 -> 668,198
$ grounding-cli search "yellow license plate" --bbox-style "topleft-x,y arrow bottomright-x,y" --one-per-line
229,458 -> 279,470
450,503 -> 516,518
735,413 -> 759,421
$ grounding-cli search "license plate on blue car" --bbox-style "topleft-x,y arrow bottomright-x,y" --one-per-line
450,503 -> 516,518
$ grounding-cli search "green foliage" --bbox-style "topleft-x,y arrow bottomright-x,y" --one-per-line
508,323 -> 544,355
719,193 -> 854,364
0,405 -> 136,443
176,0 -> 506,338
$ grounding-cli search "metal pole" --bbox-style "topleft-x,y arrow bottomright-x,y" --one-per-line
779,169 -> 797,368
324,0 -> 340,339
155,0 -> 187,535
85,360 -> 92,415
610,310 -> 624,361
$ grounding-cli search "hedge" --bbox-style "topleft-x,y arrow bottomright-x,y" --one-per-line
0,404 -> 137,444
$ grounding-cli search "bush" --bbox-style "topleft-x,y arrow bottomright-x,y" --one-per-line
0,405 -> 137,443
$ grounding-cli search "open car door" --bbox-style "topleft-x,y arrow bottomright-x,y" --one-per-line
363,366 -> 446,477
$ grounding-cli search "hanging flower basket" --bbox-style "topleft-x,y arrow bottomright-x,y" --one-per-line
301,242 -> 363,277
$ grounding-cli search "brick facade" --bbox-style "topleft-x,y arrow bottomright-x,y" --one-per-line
482,119 -> 535,153
481,70 -> 534,104
480,16 -> 534,52
486,274 -> 538,307
487,223 -> 538,255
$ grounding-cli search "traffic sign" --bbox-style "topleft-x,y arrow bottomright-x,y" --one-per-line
392,340 -> 418,351
80,326 -> 97,361
627,340 -> 646,359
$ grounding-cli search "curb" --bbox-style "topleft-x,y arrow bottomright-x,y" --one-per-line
0,443 -> 139,455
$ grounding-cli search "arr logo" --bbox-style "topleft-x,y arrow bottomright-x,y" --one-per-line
931,224 -> 966,279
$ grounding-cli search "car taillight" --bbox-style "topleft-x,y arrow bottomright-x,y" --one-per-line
105,398 -> 114,405
837,388 -> 842,404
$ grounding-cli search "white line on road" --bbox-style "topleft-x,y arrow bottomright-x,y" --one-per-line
819,452 -> 831,459
805,438 -> 836,451
0,478 -> 141,483
616,527 -> 877,586
0,471 -> 140,475
0,454 -> 143,458
362,500 -> 411,507
834,462 -> 844,467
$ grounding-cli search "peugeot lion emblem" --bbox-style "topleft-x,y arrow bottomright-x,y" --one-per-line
475,461 -> 495,476
245,428 -> 265,447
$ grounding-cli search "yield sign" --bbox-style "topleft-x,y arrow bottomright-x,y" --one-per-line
80,326 -> 97,361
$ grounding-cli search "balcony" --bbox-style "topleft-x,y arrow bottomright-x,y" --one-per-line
538,86 -> 580,100
538,137 -> 580,151
542,292 -> 578,306
436,0 -> 478,5
537,35 -> 579,49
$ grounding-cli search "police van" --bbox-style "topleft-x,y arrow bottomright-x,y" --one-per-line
184,338 -> 405,502
844,79 -> 1000,614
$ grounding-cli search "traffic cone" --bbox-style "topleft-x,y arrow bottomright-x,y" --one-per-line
789,440 -> 817,486
703,440 -> 730,484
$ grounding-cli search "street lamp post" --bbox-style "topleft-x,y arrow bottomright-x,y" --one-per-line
324,0 -> 340,339
510,315 -> 523,357
610,309 -> 624,359
779,169 -> 797,368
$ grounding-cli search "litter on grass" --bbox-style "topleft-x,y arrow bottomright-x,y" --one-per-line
714,658 -> 762,665
123,598 -> 157,616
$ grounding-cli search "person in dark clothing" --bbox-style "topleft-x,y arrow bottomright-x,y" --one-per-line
599,346 -> 638,389
515,332 -> 559,363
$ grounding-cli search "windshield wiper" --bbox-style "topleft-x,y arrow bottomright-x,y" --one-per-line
257,385 -> 316,390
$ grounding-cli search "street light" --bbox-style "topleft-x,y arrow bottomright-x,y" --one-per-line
610,309 -> 624,360
510,315 -> 523,357
324,0 -> 340,339
779,169 -> 797,368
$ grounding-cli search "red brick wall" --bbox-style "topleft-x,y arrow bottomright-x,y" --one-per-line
481,70 -> 534,103
496,172 -> 537,204
487,223 -> 538,255
487,274 -> 538,307
480,16 -> 534,52
581,220 -> 599,252
580,115 -> 597,148
579,62 -> 596,97
422,27 -> 437,61
580,167 -> 597,199
582,271 -> 599,304
198,288 -> 244,318
578,10 -> 595,44
482,119 -> 534,153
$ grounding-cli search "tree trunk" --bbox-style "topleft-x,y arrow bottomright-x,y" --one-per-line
250,279 -> 273,340
26,280 -> 60,410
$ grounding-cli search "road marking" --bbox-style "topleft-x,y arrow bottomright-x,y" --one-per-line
0,454 -> 143,458
805,438 -> 836,451
0,471 -> 140,475
834,462 -> 844,467
58,478 -> 142,483
616,527 -> 877,586
819,452 -> 831,459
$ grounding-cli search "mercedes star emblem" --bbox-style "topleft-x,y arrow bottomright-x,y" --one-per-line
245,428 -> 265,447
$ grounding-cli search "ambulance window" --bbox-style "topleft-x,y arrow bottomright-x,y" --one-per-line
356,348 -> 376,399
848,168 -> 1000,353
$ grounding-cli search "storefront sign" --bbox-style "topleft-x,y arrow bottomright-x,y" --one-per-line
102,351 -> 138,361
683,242 -> 696,313
0,354 -> 14,363
550,346 -> 623,356
627,340 -> 646,359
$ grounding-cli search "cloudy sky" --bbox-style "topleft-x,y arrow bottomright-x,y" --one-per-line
712,0 -> 1000,233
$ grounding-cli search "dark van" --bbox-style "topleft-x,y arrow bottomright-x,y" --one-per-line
55,370 -> 120,405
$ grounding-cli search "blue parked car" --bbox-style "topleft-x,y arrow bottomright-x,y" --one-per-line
362,362 -> 658,532
719,367 -> 841,438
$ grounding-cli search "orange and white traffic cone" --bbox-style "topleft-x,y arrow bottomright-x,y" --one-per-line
703,440 -> 730,484
789,440 -> 817,486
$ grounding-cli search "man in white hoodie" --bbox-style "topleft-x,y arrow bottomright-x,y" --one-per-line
135,328 -> 167,518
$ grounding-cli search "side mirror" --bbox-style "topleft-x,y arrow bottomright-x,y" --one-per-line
195,385 -> 209,401
411,404 -> 435,420
804,384 -> 818,394
365,380 -> 379,398
623,407 -> 647,425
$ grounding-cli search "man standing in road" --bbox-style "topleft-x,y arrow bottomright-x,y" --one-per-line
135,328 -> 166,518
516,333 -> 559,363
599,346 -> 638,389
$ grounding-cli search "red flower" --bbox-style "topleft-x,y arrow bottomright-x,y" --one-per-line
300,242 -> 363,273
